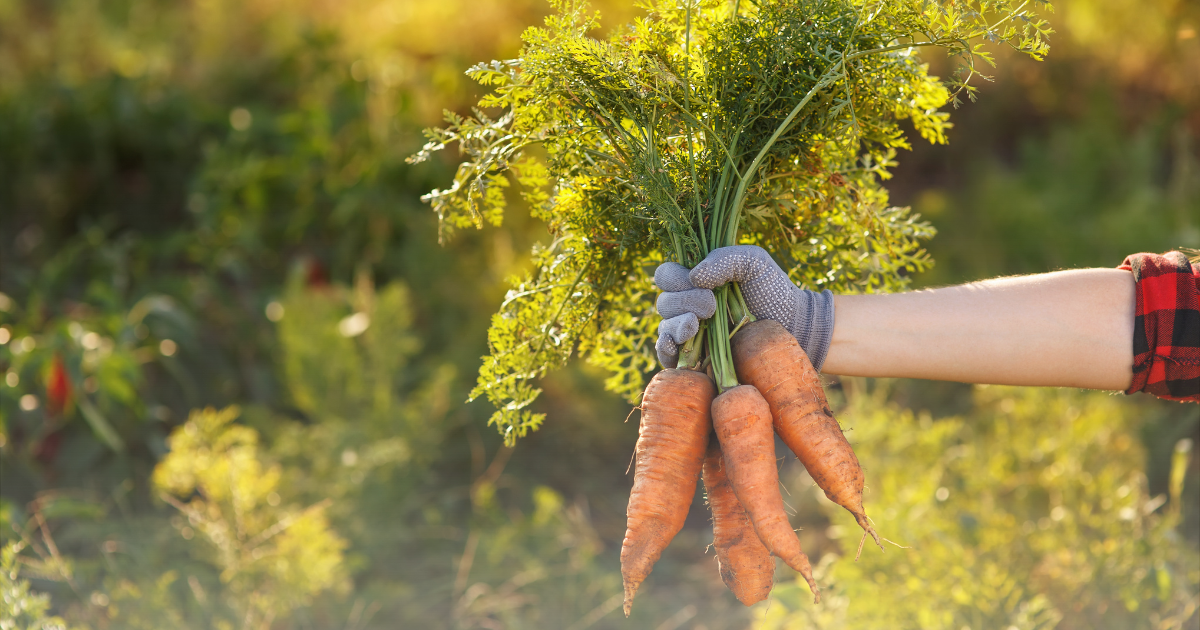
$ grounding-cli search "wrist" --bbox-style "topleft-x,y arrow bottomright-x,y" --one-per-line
786,288 -> 835,371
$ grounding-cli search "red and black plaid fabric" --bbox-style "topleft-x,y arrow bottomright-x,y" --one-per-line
1118,251 -> 1200,403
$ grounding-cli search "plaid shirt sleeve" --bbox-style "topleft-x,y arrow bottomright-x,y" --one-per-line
1118,251 -> 1200,402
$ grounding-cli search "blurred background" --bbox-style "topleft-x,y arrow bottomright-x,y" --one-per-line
0,0 -> 1197,628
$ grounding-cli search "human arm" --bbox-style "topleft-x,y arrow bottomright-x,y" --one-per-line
656,245 -> 1139,391
656,246 -> 1199,398
822,269 -> 1135,390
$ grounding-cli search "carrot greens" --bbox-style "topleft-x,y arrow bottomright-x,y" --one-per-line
409,0 -> 1051,444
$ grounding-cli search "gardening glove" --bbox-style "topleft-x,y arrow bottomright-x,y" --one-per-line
689,245 -> 835,370
653,262 -> 716,368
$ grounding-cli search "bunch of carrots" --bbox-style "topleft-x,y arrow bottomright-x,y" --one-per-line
413,0 -> 1050,613
624,315 -> 881,611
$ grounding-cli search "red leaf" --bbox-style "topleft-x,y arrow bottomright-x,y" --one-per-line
47,354 -> 72,415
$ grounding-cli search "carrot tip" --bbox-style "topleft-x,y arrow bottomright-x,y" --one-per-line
787,554 -> 820,604
804,577 -> 821,603
853,512 -> 884,551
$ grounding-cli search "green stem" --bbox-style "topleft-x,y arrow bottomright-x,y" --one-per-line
985,0 -> 1032,34
531,262 -> 591,361
727,281 -> 755,325
728,314 -> 751,339
710,131 -> 741,247
707,287 -> 739,391
725,66 -> 844,246
655,94 -> 744,180
728,292 -> 746,323
683,4 -> 707,256
732,282 -> 755,322
717,32 -> 960,247
677,322 -> 706,370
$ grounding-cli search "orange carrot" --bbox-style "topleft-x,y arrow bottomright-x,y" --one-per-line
732,320 -> 882,550
621,368 -> 716,616
702,438 -> 774,606
712,384 -> 819,601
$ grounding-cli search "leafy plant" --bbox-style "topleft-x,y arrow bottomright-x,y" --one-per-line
755,385 -> 1200,630
1,541 -> 75,630
151,406 -> 349,630
411,0 -> 1052,442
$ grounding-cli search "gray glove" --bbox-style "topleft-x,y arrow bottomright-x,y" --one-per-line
653,262 -> 716,368
653,245 -> 835,370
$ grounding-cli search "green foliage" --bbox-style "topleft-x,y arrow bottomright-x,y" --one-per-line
449,484 -> 620,629
266,273 -> 455,508
912,103 -> 1199,285
0,0 -> 466,499
414,0 -> 1053,441
152,406 -> 348,629
1,542 -> 73,630
102,571 -> 193,630
756,385 -> 1200,630
277,273 -> 421,424
251,274 -> 636,628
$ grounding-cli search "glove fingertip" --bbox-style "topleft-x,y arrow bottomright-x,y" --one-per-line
657,351 -> 678,369
687,259 -> 721,289
660,312 -> 699,343
677,312 -> 699,342
655,292 -> 681,318
654,262 -> 694,292
655,334 -> 679,369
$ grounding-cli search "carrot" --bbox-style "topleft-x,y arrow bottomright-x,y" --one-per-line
621,368 -> 716,616
702,438 -> 774,606
711,384 -> 819,601
731,319 -> 883,551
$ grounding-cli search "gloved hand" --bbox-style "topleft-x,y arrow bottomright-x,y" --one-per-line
653,245 -> 835,370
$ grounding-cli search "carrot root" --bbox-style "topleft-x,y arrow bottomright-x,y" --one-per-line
620,369 -> 716,616
712,384 -> 819,601
703,439 -> 774,606
732,320 -> 881,553
855,511 -> 883,551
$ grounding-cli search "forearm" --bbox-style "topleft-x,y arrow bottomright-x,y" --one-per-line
823,269 -> 1136,390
